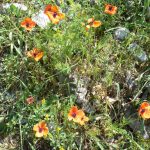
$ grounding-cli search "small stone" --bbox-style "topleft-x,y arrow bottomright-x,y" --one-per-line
32,10 -> 50,29
48,122 -> 55,130
76,87 -> 87,104
143,132 -> 149,140
21,119 -> 27,125
114,27 -> 129,41
126,71 -> 137,91
95,116 -> 102,121
90,0 -> 96,5
106,96 -> 117,104
83,103 -> 95,114
127,0 -> 135,7
128,43 -> 148,62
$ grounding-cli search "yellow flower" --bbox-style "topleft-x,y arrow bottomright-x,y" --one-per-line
26,48 -> 44,61
33,121 -> 49,138
138,102 -> 150,120
68,106 -> 89,125
44,4 -> 65,24
44,114 -> 50,120
82,18 -> 102,31
59,147 -> 65,150
41,98 -> 46,105
56,127 -> 61,132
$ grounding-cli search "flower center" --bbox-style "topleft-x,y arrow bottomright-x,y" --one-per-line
81,117 -> 84,121
48,8 -> 51,12
39,127 -> 43,133
108,6 -> 113,11
141,109 -> 145,114
89,21 -> 94,26
33,52 -> 38,57
71,113 -> 76,118
53,12 -> 57,18
26,23 -> 30,27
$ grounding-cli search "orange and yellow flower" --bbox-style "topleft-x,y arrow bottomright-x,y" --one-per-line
44,4 -> 59,14
44,4 -> 65,24
75,110 -> 89,125
26,96 -> 34,105
33,121 -> 49,138
68,106 -> 79,121
21,18 -> 36,31
104,4 -> 117,15
26,48 -> 44,61
138,102 -> 150,120
82,18 -> 102,31
68,106 -> 89,125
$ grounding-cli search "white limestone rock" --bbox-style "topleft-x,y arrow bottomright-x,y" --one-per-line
32,10 -> 50,29
2,3 -> 27,11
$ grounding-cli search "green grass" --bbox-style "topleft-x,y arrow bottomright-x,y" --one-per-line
0,0 -> 150,150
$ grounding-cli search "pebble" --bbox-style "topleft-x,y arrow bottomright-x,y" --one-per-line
128,42 -> 148,62
114,27 -> 129,41
126,71 -> 137,91
76,87 -> 87,104
83,103 -> 95,114
90,0 -> 96,5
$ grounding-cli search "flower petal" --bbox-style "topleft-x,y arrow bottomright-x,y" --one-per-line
92,21 -> 102,28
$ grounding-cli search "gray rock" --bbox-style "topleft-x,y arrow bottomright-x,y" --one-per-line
69,73 -> 90,104
76,87 -> 87,104
83,103 -> 95,114
125,71 -> 137,92
48,122 -> 55,130
128,43 -> 148,62
32,10 -> 50,29
21,119 -> 27,125
143,131 -> 149,140
142,124 -> 150,139
127,0 -> 135,7
114,27 -> 129,41
90,0 -> 96,5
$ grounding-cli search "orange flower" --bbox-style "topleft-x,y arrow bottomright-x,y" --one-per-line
82,18 -> 102,31
104,4 -> 117,15
33,121 -> 49,138
68,106 -> 79,121
75,110 -> 89,126
26,48 -> 44,61
26,96 -> 34,104
21,18 -> 36,31
138,102 -> 150,120
44,4 -> 59,14
68,106 -> 89,125
44,4 -> 65,24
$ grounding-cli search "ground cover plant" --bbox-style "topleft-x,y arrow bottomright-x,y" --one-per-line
0,0 -> 150,149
